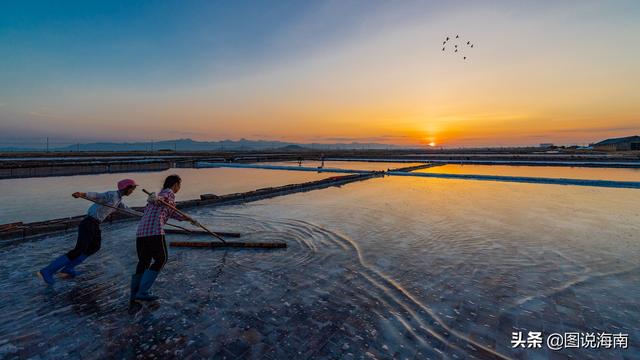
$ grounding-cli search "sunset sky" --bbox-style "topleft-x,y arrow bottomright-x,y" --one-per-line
1,0 -> 639,147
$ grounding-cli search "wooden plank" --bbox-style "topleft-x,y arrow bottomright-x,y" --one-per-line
170,241 -> 286,249
164,229 -> 241,237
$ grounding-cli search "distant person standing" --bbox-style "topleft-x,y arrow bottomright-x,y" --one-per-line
37,179 -> 138,285
130,175 -> 194,304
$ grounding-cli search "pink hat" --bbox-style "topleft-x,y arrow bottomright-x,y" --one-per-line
117,178 -> 138,191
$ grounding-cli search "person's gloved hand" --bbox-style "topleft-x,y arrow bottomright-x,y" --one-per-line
146,192 -> 157,204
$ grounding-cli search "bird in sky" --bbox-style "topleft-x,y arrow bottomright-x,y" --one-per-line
441,34 -> 474,61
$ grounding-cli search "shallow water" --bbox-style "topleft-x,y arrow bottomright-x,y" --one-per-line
417,164 -> 640,182
0,176 -> 638,359
0,168 -> 331,224
264,161 -> 425,171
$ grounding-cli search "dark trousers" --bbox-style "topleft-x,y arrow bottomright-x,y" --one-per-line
136,235 -> 168,274
66,217 -> 101,260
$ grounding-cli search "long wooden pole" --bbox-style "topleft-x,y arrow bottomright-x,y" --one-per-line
143,189 -> 226,243
78,195 -> 195,234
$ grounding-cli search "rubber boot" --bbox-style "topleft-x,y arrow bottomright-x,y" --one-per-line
134,269 -> 160,301
60,254 -> 88,278
37,255 -> 72,285
128,273 -> 144,314
130,274 -> 142,302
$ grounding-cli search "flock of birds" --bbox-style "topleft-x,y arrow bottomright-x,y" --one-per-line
442,34 -> 474,60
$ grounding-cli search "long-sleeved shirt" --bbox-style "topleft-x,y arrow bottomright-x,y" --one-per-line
86,190 -> 129,223
136,188 -> 186,237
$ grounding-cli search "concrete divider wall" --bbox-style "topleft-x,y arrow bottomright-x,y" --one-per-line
0,162 -> 170,179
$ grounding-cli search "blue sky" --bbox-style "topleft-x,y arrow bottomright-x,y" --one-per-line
2,2 -> 313,89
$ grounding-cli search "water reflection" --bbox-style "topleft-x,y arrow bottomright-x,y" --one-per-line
235,176 -> 640,358
417,164 -> 640,181
0,168 -> 331,224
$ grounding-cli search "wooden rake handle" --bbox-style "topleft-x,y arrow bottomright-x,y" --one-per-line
143,189 -> 226,243
78,195 -> 142,217
77,194 -> 195,233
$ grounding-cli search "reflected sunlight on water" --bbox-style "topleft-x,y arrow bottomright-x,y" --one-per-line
417,164 -> 640,181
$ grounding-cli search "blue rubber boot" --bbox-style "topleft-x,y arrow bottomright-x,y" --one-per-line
134,269 -> 160,302
130,274 -> 142,302
37,255 -> 72,285
60,254 -> 88,278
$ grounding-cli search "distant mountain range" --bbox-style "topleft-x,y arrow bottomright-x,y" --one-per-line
1,138 -> 408,152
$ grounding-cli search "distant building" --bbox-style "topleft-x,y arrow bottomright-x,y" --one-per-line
592,135 -> 640,151
539,143 -> 554,148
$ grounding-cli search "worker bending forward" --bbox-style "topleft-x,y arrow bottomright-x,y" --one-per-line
131,175 -> 194,303
37,179 -> 138,285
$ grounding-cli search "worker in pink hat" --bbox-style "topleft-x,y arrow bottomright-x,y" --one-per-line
37,179 -> 138,285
